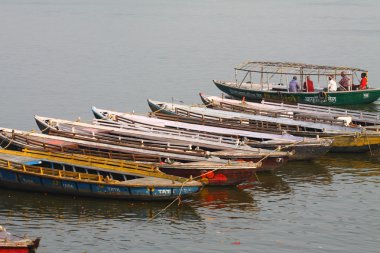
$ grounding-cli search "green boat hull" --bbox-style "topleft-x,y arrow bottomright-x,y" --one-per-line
214,81 -> 380,106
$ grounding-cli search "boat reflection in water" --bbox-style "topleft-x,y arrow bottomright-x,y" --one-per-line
277,160 -> 332,185
0,188 -> 204,252
193,187 -> 257,211
250,160 -> 333,196
0,188 -> 201,223
317,153 -> 380,179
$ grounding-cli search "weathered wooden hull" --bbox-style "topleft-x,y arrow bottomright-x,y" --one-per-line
0,238 -> 40,253
200,93 -> 380,126
147,100 -> 337,159
249,144 -> 330,161
0,129 -> 261,186
148,99 -> 177,115
147,99 -> 360,133
0,168 -> 201,201
210,153 -> 288,170
0,150 -> 202,200
159,166 -> 255,186
288,131 -> 380,152
213,80 -> 380,106
328,134 -> 380,152
35,115 -> 260,152
147,100 -> 380,153
35,117 -> 293,172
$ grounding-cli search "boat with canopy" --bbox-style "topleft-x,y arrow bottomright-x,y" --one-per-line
213,61 -> 380,106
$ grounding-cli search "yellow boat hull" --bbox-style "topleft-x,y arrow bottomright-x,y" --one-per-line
327,133 -> 380,152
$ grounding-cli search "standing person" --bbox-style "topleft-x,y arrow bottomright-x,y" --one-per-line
288,76 -> 300,92
328,76 -> 337,91
303,76 -> 314,92
338,71 -> 351,91
359,72 -> 368,90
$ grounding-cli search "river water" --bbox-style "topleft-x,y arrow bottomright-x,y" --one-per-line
0,0 -> 380,252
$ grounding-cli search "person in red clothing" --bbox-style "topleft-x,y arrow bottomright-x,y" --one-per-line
359,72 -> 368,90
303,76 -> 314,92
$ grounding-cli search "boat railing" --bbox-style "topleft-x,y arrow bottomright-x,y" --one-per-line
217,101 -> 348,126
0,149 -> 190,183
57,123 -> 200,152
73,119 -> 242,147
151,111 -> 285,134
1,131 -> 166,163
20,149 -> 157,172
44,128 -> 211,159
173,108 -> 322,133
0,158 -> 104,182
261,101 -> 380,122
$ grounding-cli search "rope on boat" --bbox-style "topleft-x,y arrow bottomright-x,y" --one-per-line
151,105 -> 168,115
148,195 -> 183,222
243,140 -> 309,186
196,100 -> 213,108
255,172 -> 260,183
148,166 -> 225,222
364,132 -> 373,156
39,124 -> 51,133
149,141 -> 298,221
256,139 -> 305,164
320,132 -> 375,155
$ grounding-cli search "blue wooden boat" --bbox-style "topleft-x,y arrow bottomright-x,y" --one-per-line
0,129 -> 262,186
0,149 -> 202,201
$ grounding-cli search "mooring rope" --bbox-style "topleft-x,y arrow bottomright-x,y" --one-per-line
149,135 -> 314,221
148,166 -> 222,221
364,132 -> 373,156
256,139 -> 306,164
151,105 -> 167,115
148,137 -> 305,221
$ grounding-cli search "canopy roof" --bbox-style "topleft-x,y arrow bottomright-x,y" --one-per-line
235,61 -> 367,76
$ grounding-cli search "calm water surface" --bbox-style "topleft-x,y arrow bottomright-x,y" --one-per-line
0,0 -> 380,252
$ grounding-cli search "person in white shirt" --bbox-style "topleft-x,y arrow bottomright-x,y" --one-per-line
328,76 -> 337,91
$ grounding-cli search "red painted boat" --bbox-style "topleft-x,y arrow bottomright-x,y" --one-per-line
0,226 -> 40,253
158,161 -> 259,186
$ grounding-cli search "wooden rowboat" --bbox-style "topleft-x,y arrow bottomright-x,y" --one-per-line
34,116 -> 291,169
0,129 -> 261,186
36,115 -> 257,152
91,106 -> 332,161
0,149 -> 202,200
0,226 -> 40,253
147,99 -> 362,133
199,93 -> 380,126
147,99 -> 380,152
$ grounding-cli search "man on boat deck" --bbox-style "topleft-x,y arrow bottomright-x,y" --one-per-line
289,76 -> 300,92
360,72 -> 368,90
303,76 -> 314,92
338,71 -> 351,91
327,76 -> 337,92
